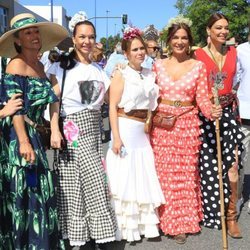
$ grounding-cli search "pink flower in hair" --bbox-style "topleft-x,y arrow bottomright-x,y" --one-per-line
123,26 -> 142,40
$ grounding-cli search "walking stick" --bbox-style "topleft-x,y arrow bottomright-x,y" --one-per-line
213,81 -> 228,250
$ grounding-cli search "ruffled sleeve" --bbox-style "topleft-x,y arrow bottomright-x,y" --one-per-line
143,69 -> 159,111
119,67 -> 158,112
195,62 -> 212,119
1,74 -> 58,116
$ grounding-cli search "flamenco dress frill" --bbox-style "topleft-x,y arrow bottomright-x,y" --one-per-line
150,60 -> 212,236
0,74 -> 64,249
106,66 -> 165,242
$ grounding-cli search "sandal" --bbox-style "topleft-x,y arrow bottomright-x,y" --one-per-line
174,233 -> 187,244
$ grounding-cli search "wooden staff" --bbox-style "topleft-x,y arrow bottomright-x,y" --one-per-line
213,85 -> 228,250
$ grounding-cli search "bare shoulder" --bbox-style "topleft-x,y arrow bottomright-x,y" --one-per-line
6,57 -> 27,75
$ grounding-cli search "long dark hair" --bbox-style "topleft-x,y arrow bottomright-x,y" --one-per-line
166,23 -> 193,47
207,13 -> 229,28
60,20 -> 96,70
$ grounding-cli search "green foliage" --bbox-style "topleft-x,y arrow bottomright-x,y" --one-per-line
100,34 -> 122,55
172,0 -> 250,45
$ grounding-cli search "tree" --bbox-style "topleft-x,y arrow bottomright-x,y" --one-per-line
100,34 -> 122,55
173,0 -> 250,45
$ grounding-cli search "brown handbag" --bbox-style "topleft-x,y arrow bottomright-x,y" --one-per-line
153,112 -> 177,130
153,107 -> 194,130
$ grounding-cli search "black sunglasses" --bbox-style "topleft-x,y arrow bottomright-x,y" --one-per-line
148,46 -> 160,51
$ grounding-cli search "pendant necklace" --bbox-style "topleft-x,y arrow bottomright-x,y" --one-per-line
128,64 -> 144,80
207,47 -> 223,71
207,46 -> 226,92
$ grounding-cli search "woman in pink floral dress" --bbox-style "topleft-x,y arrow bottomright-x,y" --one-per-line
150,17 -> 222,244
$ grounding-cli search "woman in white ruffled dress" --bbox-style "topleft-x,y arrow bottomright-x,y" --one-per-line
106,27 -> 165,242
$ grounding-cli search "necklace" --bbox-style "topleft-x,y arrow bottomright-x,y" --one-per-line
207,47 -> 223,71
128,64 -> 144,80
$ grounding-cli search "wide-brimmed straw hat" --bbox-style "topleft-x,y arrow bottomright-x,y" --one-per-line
0,13 -> 69,58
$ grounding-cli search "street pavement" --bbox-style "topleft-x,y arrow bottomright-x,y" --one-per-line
46,139 -> 250,250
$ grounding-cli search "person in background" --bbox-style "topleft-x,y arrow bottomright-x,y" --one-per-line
150,16 -> 222,244
106,26 -> 165,242
104,42 -> 127,78
0,12 -> 68,249
90,42 -> 106,68
142,39 -> 160,69
40,47 -> 61,77
195,13 -> 244,238
234,32 -> 250,214
48,11 -> 117,250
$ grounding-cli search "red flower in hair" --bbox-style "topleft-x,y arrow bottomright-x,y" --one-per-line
123,27 -> 142,40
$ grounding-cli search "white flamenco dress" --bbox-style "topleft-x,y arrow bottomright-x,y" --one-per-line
106,66 -> 165,242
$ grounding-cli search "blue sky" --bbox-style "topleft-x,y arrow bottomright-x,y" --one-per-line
19,0 -> 179,40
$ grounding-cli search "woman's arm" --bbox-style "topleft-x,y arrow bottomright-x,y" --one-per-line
0,93 -> 23,118
13,115 -> 35,164
49,74 -> 63,149
109,70 -> 124,155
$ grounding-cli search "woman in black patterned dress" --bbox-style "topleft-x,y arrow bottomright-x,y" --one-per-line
195,13 -> 244,238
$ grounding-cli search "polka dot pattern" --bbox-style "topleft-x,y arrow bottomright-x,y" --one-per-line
199,105 -> 244,229
151,59 -> 214,236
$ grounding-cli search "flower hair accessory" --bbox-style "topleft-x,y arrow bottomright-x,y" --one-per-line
69,11 -> 88,32
123,26 -> 142,40
165,14 -> 192,30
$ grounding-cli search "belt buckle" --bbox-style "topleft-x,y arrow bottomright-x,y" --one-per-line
173,100 -> 181,107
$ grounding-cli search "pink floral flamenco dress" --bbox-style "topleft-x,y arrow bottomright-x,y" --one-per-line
150,59 -> 213,236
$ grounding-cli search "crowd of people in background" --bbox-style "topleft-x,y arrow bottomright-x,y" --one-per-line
0,9 -> 249,250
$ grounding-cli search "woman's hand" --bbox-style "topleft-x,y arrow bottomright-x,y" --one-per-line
19,140 -> 36,164
112,137 -> 123,155
211,104 -> 222,120
51,130 -> 63,149
1,93 -> 23,118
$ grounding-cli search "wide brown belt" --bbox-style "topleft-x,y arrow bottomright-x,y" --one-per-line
160,98 -> 194,107
117,108 -> 148,122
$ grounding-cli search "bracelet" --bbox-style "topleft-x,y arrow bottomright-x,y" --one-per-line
19,138 -> 30,144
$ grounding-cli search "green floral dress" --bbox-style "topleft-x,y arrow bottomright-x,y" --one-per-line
0,74 -> 64,250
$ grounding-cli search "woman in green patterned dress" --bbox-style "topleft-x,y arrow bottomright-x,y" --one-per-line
0,94 -> 23,246
0,13 -> 68,249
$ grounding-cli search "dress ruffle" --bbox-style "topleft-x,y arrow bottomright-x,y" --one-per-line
118,66 -> 159,112
106,118 -> 165,241
114,200 -> 160,241
68,212 -> 117,242
151,112 -> 203,235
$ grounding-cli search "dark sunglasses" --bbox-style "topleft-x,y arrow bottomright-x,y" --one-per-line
148,46 -> 160,51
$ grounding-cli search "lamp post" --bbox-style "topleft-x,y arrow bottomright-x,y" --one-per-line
106,10 -> 110,51
94,0 -> 97,28
50,0 -> 53,22
114,23 -> 117,36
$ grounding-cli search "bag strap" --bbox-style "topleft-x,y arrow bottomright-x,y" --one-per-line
59,66 -> 67,115
53,62 -> 68,172
176,106 -> 195,118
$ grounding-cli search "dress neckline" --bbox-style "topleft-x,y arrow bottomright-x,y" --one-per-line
5,73 -> 48,80
162,60 -> 201,82
200,47 -> 228,71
